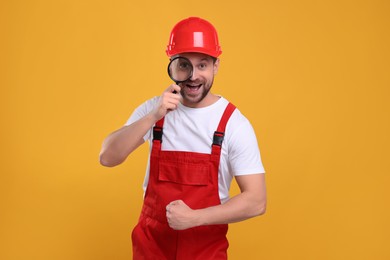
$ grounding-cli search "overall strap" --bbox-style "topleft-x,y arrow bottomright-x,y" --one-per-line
152,117 -> 165,153
152,102 -> 236,155
211,103 -> 236,159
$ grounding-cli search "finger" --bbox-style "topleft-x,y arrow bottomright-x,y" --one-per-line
171,84 -> 181,94
172,200 -> 183,205
165,102 -> 179,111
168,95 -> 181,105
164,84 -> 179,94
162,92 -> 181,106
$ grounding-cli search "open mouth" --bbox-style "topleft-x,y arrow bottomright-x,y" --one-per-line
185,83 -> 202,93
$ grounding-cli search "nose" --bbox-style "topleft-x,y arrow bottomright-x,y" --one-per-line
190,68 -> 199,81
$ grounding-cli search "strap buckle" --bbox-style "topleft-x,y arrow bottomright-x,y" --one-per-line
212,131 -> 224,146
153,126 -> 163,142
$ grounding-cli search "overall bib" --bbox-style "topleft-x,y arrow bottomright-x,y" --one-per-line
132,103 -> 236,260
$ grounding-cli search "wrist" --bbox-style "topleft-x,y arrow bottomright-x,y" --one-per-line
193,209 -> 206,227
145,111 -> 160,125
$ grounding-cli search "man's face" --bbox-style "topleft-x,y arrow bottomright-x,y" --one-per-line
175,52 -> 219,108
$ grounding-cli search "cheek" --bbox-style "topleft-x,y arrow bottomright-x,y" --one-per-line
209,72 -> 216,81
206,71 -> 215,79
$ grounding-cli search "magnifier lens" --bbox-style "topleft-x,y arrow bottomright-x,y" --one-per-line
168,57 -> 193,83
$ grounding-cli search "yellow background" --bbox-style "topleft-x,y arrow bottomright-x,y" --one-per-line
1,0 -> 389,259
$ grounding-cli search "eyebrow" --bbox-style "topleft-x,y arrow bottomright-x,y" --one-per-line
200,58 -> 211,62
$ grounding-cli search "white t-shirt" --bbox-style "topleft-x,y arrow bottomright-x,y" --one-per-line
126,96 -> 265,203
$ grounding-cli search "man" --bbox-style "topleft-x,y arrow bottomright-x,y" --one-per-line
100,17 -> 266,260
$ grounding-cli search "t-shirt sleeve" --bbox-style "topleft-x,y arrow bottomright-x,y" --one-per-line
227,113 -> 265,176
124,97 -> 159,142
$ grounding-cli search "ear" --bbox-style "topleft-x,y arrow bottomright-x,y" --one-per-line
213,58 -> 220,75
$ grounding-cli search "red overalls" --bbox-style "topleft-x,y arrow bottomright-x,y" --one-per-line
132,103 -> 236,260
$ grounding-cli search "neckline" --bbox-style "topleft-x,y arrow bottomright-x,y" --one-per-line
178,96 -> 225,113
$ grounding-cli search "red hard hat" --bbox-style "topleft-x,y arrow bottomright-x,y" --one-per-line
166,17 -> 222,58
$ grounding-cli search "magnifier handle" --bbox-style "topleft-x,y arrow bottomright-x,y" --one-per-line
172,81 -> 179,94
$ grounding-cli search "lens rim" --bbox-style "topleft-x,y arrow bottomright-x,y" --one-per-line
167,56 -> 193,84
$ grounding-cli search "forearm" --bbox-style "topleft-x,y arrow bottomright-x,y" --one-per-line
195,189 -> 266,226
99,113 -> 156,167
100,86 -> 182,167
166,174 -> 266,230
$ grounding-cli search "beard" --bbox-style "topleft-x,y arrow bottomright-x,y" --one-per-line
180,77 -> 214,105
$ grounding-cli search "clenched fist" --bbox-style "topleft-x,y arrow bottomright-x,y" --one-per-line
166,200 -> 199,230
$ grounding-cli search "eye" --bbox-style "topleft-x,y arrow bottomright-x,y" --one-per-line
179,62 -> 190,70
198,63 -> 207,70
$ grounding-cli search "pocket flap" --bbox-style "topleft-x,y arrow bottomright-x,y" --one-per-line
159,161 -> 209,186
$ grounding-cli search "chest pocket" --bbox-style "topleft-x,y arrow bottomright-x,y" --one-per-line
158,161 -> 210,186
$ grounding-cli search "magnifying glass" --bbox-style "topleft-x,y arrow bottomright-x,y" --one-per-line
167,57 -> 193,93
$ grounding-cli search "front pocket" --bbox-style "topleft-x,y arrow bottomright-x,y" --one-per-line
158,161 -> 210,186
